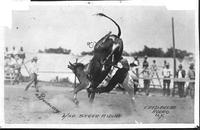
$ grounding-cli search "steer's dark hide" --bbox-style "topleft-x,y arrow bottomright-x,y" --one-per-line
86,13 -> 124,103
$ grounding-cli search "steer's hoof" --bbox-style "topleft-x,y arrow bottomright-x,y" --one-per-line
87,88 -> 92,98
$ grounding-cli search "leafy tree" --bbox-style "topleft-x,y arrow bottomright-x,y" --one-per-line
81,51 -> 94,56
122,51 -> 130,56
164,47 -> 191,59
39,47 -> 71,54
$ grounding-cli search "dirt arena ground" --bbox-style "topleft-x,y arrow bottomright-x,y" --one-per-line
4,83 -> 194,124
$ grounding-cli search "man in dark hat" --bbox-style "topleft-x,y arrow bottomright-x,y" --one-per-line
176,64 -> 186,98
25,57 -> 39,92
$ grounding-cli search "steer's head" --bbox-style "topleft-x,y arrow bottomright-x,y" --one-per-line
68,61 -> 85,75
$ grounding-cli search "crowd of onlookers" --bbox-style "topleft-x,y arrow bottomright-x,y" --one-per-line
4,47 -> 195,98
130,56 -> 195,98
4,46 -> 26,84
4,46 -> 39,91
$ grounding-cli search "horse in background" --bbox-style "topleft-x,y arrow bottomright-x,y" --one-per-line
68,62 -> 136,110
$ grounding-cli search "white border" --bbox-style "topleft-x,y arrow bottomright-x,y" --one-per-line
0,0 -> 199,128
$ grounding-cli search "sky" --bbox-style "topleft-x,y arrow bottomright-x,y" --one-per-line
5,5 -> 195,55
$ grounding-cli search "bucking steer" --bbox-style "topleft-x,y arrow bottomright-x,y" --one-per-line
87,13 -> 123,103
68,13 -> 124,103
68,61 -> 137,111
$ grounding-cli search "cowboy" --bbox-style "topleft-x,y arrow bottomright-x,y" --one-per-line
130,56 -> 140,94
176,64 -> 186,98
162,63 -> 172,96
87,31 -> 123,80
25,57 -> 39,92
94,57 -> 130,94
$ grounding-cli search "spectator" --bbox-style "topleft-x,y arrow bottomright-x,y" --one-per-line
130,56 -> 140,94
141,60 -> 150,96
8,57 -> 17,85
13,62 -> 22,85
25,57 -> 39,92
17,46 -> 26,63
142,55 -> 149,68
163,60 -> 167,69
185,63 -> 195,98
151,60 -> 158,75
4,47 -> 11,67
4,47 -> 9,59
176,64 -> 186,98
162,63 -> 172,96
11,46 -> 18,58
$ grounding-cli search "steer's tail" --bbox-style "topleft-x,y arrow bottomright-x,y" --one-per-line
96,13 -> 121,38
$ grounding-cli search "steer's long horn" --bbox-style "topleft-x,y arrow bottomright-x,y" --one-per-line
69,61 -> 74,67
96,13 -> 121,38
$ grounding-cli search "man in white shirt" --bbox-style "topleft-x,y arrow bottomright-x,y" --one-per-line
176,64 -> 186,98
141,61 -> 150,96
151,60 -> 158,77
17,47 -> 26,63
25,57 -> 39,92
11,46 -> 18,58
162,63 -> 172,96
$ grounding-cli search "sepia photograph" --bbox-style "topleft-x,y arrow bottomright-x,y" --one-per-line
0,0 -> 199,128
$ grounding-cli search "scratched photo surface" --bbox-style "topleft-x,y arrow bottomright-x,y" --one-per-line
4,5 -> 196,124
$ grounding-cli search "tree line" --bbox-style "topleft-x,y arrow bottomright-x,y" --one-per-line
81,45 -> 192,59
38,45 -> 192,59
38,47 -> 71,54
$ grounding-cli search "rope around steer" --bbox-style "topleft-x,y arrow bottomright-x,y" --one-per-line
35,92 -> 61,113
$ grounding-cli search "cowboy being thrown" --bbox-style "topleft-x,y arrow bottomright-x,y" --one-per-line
92,57 -> 129,94
87,31 -> 123,80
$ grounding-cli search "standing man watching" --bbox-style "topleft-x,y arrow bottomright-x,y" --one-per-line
141,56 -> 150,96
163,60 -> 167,69
176,64 -> 186,98
18,47 -> 26,63
162,63 -> 172,96
25,57 -> 39,92
142,55 -> 149,68
185,63 -> 195,98
151,60 -> 158,76
11,46 -> 18,58
130,56 -> 140,94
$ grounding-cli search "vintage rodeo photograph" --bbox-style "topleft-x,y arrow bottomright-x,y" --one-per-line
0,0 -> 199,128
